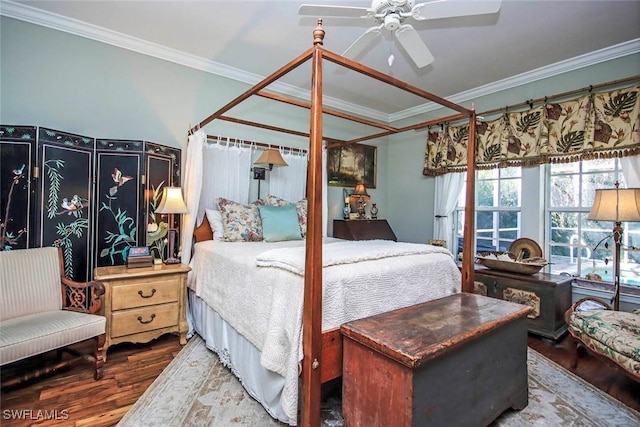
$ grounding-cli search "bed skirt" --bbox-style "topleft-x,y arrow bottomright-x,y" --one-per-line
187,289 -> 295,425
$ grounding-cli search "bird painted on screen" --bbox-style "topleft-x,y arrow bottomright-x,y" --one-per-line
112,168 -> 133,186
110,167 -> 133,196
61,195 -> 83,217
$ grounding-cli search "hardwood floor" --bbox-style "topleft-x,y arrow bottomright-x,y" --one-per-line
527,334 -> 640,412
1,333 -> 638,426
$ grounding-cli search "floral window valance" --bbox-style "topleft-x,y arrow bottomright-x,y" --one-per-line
423,84 -> 640,176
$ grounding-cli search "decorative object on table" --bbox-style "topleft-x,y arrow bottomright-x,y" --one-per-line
351,182 -> 369,219
475,251 -> 548,275
343,202 -> 351,219
327,143 -> 376,188
586,181 -> 640,310
126,246 -> 153,268
428,239 -> 447,248
155,187 -> 189,264
509,238 -> 543,260
370,203 -> 378,219
252,148 -> 288,199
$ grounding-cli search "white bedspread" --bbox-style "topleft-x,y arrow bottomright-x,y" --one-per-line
188,238 -> 461,423
256,239 -> 452,274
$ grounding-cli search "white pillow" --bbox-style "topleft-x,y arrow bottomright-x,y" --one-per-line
205,209 -> 224,241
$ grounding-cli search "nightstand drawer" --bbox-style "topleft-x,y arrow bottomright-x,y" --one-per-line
111,303 -> 179,338
111,278 -> 179,310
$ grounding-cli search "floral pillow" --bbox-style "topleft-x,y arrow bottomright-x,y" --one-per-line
266,195 -> 308,237
216,197 -> 264,242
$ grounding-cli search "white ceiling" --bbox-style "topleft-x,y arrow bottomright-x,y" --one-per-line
3,0 -> 640,121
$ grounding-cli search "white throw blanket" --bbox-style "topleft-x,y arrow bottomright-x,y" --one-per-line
256,239 -> 452,275
188,239 -> 461,424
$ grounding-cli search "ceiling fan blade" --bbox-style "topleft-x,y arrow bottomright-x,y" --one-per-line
343,25 -> 384,60
412,0 -> 501,21
298,4 -> 371,18
394,24 -> 434,68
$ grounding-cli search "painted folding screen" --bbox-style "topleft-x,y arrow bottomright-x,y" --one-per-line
1,125 -> 181,281
0,125 -> 37,251
38,128 -> 94,281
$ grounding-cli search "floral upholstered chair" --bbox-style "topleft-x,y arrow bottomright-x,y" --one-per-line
564,297 -> 640,382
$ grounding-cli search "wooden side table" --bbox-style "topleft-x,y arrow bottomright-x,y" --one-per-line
94,263 -> 190,357
473,266 -> 573,340
333,219 -> 397,241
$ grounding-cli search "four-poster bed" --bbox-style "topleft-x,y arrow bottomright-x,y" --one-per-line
185,21 -> 477,427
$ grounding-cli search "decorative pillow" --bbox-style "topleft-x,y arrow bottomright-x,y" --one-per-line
216,198 -> 263,242
204,209 -> 224,241
258,204 -> 303,242
266,195 -> 308,237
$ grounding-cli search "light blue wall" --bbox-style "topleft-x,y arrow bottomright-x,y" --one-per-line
2,16 -> 639,243
0,16 -> 324,149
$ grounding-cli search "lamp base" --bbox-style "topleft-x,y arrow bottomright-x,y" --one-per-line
163,257 -> 181,265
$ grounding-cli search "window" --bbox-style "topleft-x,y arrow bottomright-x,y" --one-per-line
546,159 -> 640,285
455,167 -> 521,255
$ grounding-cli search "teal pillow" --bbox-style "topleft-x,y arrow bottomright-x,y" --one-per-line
259,204 -> 303,242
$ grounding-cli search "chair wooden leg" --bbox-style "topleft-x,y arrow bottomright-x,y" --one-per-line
94,334 -> 106,380
566,334 -> 580,370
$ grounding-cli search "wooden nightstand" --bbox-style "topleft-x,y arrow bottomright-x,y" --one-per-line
94,263 -> 190,357
333,219 -> 397,241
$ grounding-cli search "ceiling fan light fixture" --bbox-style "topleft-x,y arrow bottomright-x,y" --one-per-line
384,13 -> 401,30
299,0 -> 501,69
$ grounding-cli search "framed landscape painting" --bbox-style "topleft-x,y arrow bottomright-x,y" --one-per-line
327,143 -> 376,188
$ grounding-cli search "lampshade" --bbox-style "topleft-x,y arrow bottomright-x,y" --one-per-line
156,187 -> 189,214
353,182 -> 368,196
254,148 -> 288,170
587,187 -> 640,222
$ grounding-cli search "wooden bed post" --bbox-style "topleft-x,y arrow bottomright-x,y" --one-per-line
461,109 -> 477,293
301,19 -> 325,427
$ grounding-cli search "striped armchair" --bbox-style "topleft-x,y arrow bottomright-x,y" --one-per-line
0,247 -> 106,386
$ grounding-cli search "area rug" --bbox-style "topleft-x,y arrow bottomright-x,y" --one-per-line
118,335 -> 640,427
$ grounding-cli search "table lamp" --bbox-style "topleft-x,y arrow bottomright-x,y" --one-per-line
253,148 -> 288,199
352,182 -> 369,219
155,186 -> 189,264
587,182 -> 640,310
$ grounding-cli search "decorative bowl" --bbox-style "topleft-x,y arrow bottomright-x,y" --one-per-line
475,252 -> 547,275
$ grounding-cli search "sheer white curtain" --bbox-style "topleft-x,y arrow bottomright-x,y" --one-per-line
198,137 -> 252,214
433,172 -> 465,250
180,129 -> 206,266
621,155 -> 640,187
269,149 -> 308,201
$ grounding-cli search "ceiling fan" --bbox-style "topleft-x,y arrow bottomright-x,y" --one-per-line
298,0 -> 501,68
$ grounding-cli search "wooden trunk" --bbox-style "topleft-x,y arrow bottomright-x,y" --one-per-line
474,266 -> 573,340
341,293 -> 531,427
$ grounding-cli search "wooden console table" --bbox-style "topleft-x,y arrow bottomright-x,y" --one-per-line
333,219 -> 397,241
341,293 -> 530,427
473,266 -> 573,340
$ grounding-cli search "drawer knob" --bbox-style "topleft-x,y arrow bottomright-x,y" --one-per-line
137,314 -> 156,324
138,288 -> 157,299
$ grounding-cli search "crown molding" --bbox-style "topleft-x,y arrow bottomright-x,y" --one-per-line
2,1 -> 638,125
0,0 -> 387,122
390,38 -> 640,122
